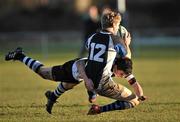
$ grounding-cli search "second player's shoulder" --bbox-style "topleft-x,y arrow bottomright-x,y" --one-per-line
110,34 -> 124,46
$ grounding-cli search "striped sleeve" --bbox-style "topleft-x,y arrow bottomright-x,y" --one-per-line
111,35 -> 127,57
114,43 -> 127,57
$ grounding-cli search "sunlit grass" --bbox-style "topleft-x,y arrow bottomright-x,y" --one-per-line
0,44 -> 180,122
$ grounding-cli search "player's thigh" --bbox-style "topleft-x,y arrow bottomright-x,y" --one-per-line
62,82 -> 79,89
96,81 -> 139,105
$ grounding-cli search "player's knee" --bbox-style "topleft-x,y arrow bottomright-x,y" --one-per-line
37,67 -> 44,78
39,72 -> 48,79
38,67 -> 46,79
38,67 -> 53,80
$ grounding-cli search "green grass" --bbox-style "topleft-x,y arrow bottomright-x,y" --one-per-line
0,43 -> 180,122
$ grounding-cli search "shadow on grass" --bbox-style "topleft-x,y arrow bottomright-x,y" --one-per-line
0,103 -> 86,109
0,103 -> 87,117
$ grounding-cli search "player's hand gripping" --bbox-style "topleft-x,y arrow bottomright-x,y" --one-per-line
124,32 -> 131,46
138,96 -> 147,102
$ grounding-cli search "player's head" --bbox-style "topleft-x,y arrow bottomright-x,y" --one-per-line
113,58 -> 133,77
101,10 -> 121,34
101,6 -> 111,15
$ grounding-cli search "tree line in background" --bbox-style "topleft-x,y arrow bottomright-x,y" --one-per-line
0,0 -> 179,36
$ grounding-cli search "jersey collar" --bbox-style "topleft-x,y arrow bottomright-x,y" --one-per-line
100,30 -> 112,34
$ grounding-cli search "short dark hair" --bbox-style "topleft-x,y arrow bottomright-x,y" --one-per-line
114,58 -> 133,74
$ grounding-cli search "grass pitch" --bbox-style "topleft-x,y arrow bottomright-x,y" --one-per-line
0,42 -> 180,122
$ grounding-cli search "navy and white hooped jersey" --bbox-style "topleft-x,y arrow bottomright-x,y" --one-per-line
72,58 -> 88,81
85,31 -> 127,89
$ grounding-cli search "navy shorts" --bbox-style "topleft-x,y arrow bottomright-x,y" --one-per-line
52,59 -> 80,84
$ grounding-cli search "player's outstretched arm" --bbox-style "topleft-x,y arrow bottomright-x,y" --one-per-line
76,60 -> 94,91
126,74 -> 147,101
132,81 -> 147,101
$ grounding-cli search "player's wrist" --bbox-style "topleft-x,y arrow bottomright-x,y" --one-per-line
138,96 -> 146,101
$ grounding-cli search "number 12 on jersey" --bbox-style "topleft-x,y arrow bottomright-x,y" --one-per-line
89,42 -> 106,62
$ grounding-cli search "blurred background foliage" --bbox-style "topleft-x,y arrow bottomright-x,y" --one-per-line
0,0 -> 179,57
0,0 -> 179,36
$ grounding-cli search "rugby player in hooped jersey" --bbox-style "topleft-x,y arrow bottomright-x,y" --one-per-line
81,10 -> 147,115
4,47 -> 144,115
4,10 -> 146,115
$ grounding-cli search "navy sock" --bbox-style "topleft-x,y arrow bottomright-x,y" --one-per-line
53,83 -> 68,99
100,101 -> 133,112
20,56 -> 44,73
